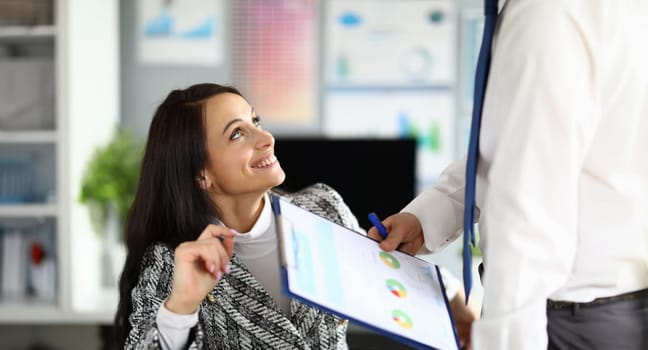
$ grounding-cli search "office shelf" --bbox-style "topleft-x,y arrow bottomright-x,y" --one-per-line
0,131 -> 58,144
0,0 -> 120,326
0,25 -> 56,42
0,203 -> 58,217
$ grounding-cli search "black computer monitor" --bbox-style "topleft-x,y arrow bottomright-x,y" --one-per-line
273,137 -> 417,231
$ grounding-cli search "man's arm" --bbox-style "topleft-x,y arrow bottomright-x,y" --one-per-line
402,158 -> 469,253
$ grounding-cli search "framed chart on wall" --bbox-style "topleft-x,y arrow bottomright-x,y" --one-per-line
137,0 -> 225,65
232,0 -> 320,128
322,0 -> 458,186
323,89 -> 456,188
324,0 -> 456,87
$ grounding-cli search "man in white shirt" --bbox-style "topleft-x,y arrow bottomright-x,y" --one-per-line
369,1 -> 648,349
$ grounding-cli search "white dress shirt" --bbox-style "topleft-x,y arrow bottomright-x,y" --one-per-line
404,0 -> 648,349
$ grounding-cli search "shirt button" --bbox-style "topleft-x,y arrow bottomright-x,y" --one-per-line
206,294 -> 217,304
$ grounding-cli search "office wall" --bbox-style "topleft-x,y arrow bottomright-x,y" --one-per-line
119,0 -> 485,306
1,2 -> 485,349
119,0 -> 231,136
120,0 -> 482,136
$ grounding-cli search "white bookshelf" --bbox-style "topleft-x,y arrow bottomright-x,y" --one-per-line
0,2 -> 60,324
0,0 -> 119,325
0,204 -> 58,218
0,131 -> 58,143
0,25 -> 56,42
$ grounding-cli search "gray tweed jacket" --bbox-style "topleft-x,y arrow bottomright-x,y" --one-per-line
125,183 -> 362,350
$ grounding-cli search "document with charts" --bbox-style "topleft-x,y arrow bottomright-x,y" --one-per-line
270,194 -> 459,350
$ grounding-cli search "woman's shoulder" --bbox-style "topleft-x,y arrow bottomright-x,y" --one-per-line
143,241 -> 173,254
284,183 -> 344,211
281,183 -> 361,231
141,242 -> 175,266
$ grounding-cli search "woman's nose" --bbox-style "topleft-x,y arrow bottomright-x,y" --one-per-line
254,128 -> 274,149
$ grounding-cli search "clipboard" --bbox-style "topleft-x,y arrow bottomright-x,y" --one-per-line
270,194 -> 460,350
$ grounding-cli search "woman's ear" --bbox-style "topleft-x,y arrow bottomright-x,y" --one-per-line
197,170 -> 211,190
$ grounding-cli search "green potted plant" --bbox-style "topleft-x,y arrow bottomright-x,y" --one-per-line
79,128 -> 143,286
79,129 -> 143,236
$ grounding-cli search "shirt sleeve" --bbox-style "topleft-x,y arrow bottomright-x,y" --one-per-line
472,3 -> 600,349
402,158 -> 470,253
156,300 -> 199,350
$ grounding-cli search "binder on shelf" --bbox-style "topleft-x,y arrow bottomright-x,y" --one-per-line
1,229 -> 27,298
0,222 -> 57,302
270,194 -> 460,350
29,253 -> 56,301
0,153 -> 35,203
26,222 -> 57,301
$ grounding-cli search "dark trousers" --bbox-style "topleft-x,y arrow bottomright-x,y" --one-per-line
546,288 -> 648,350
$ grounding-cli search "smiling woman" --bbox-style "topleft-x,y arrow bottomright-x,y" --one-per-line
199,92 -> 285,205
113,83 -> 362,350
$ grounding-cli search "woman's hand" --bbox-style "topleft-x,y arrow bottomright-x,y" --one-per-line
165,225 -> 236,314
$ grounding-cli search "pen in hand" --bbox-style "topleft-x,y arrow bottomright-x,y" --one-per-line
368,212 -> 389,239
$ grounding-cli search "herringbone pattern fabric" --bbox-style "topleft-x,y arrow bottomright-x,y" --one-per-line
125,183 -> 359,349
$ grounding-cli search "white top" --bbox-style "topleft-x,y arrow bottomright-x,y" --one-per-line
405,1 -> 648,349
227,194 -> 291,313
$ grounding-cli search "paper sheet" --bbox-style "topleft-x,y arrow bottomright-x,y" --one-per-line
273,195 -> 458,350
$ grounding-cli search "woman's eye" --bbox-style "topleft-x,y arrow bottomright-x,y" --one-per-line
230,128 -> 242,140
253,116 -> 262,127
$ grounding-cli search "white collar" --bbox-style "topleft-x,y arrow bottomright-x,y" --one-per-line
231,194 -> 277,259
233,193 -> 273,240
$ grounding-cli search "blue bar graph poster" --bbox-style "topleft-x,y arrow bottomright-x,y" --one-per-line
137,0 -> 224,65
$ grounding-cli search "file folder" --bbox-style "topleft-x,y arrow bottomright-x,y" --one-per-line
271,194 -> 460,350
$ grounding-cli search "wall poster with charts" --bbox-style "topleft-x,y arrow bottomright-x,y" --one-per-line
323,0 -> 457,187
232,0 -> 319,128
137,0 -> 225,65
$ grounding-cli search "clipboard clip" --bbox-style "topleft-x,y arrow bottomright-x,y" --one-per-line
271,194 -> 299,270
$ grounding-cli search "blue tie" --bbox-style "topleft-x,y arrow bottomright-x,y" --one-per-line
463,0 -> 498,302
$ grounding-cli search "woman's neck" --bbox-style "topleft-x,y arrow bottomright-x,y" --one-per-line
211,192 -> 266,233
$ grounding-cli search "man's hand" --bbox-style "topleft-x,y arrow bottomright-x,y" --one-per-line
367,212 -> 425,255
449,289 -> 480,350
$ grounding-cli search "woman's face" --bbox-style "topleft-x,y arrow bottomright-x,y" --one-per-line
202,92 -> 285,196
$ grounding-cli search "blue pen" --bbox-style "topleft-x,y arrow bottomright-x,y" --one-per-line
368,212 -> 389,239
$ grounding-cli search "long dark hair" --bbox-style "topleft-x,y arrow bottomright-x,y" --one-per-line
113,83 -> 243,348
